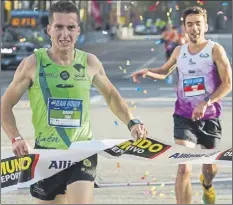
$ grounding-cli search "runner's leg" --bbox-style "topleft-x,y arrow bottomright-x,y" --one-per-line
66,181 -> 94,204
175,139 -> 196,204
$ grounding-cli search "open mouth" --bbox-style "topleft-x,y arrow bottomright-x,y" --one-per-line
59,40 -> 70,44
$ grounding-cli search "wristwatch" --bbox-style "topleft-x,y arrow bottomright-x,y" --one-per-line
204,96 -> 211,106
127,119 -> 142,131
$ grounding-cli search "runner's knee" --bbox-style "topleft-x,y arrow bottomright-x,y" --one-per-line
177,164 -> 192,175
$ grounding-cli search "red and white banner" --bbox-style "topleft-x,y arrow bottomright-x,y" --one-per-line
1,137 -> 231,194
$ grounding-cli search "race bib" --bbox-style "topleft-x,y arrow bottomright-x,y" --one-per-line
48,98 -> 82,128
183,77 -> 206,97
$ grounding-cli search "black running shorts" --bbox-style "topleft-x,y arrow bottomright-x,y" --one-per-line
173,114 -> 222,149
30,144 -> 97,200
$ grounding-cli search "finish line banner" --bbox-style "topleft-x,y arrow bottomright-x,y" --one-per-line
1,137 -> 232,194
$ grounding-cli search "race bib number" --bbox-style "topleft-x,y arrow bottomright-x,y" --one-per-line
183,77 -> 206,97
48,98 -> 82,128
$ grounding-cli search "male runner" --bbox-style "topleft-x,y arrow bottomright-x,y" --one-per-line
131,6 -> 232,204
1,1 -> 148,204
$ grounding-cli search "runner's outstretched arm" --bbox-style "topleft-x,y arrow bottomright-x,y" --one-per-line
131,46 -> 181,83
89,54 -> 148,139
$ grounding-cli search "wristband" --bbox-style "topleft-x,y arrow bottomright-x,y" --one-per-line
12,136 -> 23,144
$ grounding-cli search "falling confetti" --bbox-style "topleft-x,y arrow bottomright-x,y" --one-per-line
136,87 -> 142,92
144,171 -> 149,176
152,177 -> 156,182
126,60 -> 130,65
167,12 -> 170,17
151,48 -> 154,52
175,4 -> 179,10
222,2 -> 228,6
102,30 -> 108,35
224,16 -> 228,21
217,11 -> 224,15
129,22 -> 133,27
169,8 -> 172,13
149,5 -> 156,12
114,121 -> 118,126
140,15 -> 143,21
123,69 -> 127,74
156,1 -> 160,6
155,40 -> 162,45
19,38 -> 26,42
143,90 -> 148,94
119,66 -> 123,70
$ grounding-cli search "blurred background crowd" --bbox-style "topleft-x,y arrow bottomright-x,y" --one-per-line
1,0 -> 232,70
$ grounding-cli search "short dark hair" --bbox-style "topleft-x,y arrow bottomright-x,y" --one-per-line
182,6 -> 207,25
48,0 -> 80,24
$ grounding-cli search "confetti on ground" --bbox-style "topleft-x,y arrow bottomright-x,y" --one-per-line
119,66 -> 123,70
195,192 -> 199,196
117,162 -> 120,168
160,182 -> 165,187
114,121 -> 118,126
159,193 -> 165,197
126,60 -> 130,65
151,48 -> 154,52
152,177 -> 156,182
143,90 -> 148,94
151,190 -> 157,195
150,186 -> 156,192
123,69 -> 127,74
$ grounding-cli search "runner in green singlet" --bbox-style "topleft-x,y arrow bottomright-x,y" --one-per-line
1,1 -> 148,204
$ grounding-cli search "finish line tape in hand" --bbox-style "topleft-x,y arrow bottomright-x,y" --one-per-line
1,137 -> 232,194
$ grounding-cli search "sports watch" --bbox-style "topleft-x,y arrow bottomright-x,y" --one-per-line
204,96 -> 211,106
127,119 -> 142,131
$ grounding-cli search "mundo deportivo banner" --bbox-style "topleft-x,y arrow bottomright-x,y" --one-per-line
1,137 -> 231,194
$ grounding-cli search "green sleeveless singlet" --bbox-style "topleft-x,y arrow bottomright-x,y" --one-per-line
28,48 -> 93,149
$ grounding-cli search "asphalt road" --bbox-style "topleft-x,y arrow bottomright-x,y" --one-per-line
1,35 -> 232,204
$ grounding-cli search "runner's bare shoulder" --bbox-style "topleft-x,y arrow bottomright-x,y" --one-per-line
15,54 -> 37,82
171,45 -> 182,60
